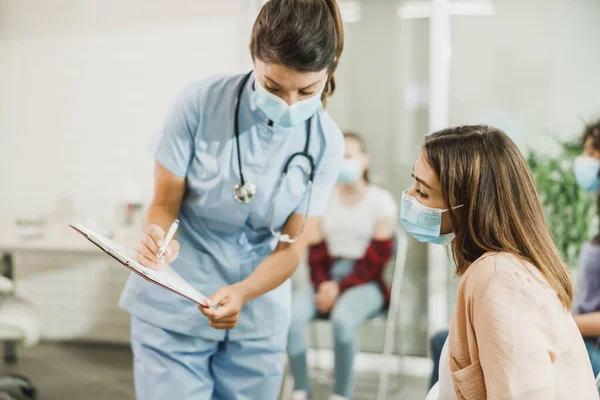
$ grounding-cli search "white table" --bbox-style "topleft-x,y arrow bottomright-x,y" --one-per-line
0,220 -> 140,362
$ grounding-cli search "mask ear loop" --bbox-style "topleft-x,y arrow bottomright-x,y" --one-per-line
441,204 -> 464,213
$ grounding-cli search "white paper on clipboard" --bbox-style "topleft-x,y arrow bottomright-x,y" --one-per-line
70,222 -> 209,307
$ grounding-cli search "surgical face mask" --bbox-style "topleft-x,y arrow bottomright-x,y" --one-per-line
400,190 -> 462,246
574,156 -> 600,192
254,78 -> 324,128
337,158 -> 362,184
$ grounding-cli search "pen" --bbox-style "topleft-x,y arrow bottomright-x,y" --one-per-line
157,219 -> 179,259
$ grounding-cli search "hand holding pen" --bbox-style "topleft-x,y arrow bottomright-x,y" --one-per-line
137,219 -> 180,270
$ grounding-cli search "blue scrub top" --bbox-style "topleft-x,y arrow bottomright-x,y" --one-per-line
120,72 -> 344,341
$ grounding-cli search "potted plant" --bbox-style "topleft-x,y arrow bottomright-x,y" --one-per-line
527,139 -> 596,270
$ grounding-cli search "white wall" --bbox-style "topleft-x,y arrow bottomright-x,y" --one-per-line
2,0 -> 599,354
450,0 -> 600,153
0,0 -> 253,342
0,0 -> 252,222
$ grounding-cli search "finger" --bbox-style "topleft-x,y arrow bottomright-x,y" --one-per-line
209,305 -> 238,322
199,305 -> 216,318
139,242 -> 160,264
209,321 -> 236,330
146,225 -> 166,247
206,314 -> 238,324
142,234 -> 160,256
136,251 -> 158,269
163,240 -> 180,264
208,289 -> 229,308
199,307 -> 238,324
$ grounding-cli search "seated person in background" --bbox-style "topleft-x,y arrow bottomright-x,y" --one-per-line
286,132 -> 397,400
572,119 -> 600,377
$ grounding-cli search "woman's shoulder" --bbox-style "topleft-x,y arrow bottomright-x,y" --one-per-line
164,73 -> 244,119
460,252 -> 543,300
313,109 -> 343,159
180,73 -> 245,102
315,108 -> 342,136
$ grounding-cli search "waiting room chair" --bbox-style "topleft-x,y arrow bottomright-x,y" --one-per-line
0,274 -> 40,400
282,229 -> 408,400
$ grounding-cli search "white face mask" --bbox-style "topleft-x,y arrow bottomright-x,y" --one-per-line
253,78 -> 325,128
400,190 -> 463,246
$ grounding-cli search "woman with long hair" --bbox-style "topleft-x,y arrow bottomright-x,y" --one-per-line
405,125 -> 598,399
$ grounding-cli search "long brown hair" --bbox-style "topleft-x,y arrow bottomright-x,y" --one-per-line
423,125 -> 574,310
250,0 -> 344,106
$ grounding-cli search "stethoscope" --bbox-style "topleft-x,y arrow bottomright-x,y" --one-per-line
233,72 -> 316,243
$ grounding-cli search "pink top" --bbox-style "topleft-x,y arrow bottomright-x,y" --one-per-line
447,252 -> 598,400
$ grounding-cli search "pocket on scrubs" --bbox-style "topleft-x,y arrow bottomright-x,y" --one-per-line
251,280 -> 292,337
186,150 -> 247,227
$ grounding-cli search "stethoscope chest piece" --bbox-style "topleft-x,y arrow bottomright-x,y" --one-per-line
233,181 -> 256,204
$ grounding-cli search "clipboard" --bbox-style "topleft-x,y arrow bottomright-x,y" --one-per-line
70,222 -> 209,307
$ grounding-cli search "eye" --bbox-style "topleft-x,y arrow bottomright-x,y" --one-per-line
267,86 -> 281,94
299,90 -> 315,96
411,173 -> 429,199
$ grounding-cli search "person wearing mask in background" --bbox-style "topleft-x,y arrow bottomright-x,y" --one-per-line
118,1 -> 346,399
572,119 -> 600,378
406,126 -> 597,400
286,132 -> 397,400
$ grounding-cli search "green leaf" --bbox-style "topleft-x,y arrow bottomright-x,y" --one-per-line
527,135 -> 593,271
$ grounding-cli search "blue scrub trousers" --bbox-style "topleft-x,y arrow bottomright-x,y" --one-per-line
131,316 -> 286,400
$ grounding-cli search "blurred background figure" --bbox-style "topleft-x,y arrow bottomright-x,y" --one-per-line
572,120 -> 600,378
286,132 -> 397,400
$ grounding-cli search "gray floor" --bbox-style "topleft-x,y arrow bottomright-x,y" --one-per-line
0,342 -> 428,399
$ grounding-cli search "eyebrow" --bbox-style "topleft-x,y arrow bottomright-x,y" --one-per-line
412,172 -> 433,190
264,75 -> 321,91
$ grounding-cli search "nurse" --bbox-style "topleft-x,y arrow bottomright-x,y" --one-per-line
118,1 -> 345,399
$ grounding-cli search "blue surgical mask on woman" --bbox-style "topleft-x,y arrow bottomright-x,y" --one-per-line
337,158 -> 362,184
400,190 -> 462,245
254,79 -> 325,128
574,156 -> 600,192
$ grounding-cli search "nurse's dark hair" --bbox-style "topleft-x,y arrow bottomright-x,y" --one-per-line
250,0 -> 344,106
343,132 -> 370,183
581,119 -> 600,150
423,125 -> 574,310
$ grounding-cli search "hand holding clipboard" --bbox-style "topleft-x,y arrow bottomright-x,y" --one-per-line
70,221 -> 210,308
